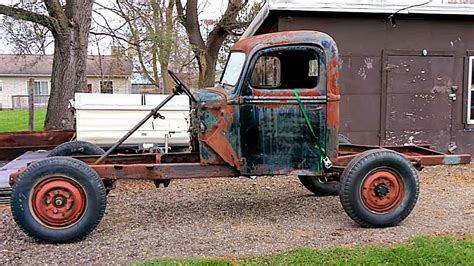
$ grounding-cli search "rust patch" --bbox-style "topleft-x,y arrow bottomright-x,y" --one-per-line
200,106 -> 240,170
233,30 -> 331,55
0,130 -> 74,160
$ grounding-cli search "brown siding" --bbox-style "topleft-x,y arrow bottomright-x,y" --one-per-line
268,11 -> 474,155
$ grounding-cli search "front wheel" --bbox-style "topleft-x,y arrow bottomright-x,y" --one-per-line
339,149 -> 419,227
10,157 -> 107,243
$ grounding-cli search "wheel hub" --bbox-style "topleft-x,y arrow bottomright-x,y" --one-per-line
374,183 -> 389,198
361,169 -> 404,214
31,176 -> 86,228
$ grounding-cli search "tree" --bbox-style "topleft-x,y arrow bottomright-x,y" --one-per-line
93,0 -> 176,94
1,10 -> 53,55
176,0 -> 250,88
0,0 -> 95,130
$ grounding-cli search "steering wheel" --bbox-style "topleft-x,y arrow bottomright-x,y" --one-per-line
168,70 -> 197,103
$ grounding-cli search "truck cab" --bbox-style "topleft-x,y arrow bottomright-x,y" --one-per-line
195,31 -> 340,176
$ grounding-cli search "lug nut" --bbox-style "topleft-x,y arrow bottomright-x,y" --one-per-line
53,208 -> 58,214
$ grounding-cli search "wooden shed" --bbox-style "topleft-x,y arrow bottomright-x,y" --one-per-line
243,0 -> 474,155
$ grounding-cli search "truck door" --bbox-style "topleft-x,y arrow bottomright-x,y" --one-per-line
239,45 -> 328,175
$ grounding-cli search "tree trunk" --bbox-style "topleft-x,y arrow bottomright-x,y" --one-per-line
44,0 -> 93,130
160,62 -> 173,94
176,0 -> 246,89
0,1 -> 94,130
200,53 -> 218,87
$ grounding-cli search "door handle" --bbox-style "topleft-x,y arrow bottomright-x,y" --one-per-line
449,86 -> 457,101
448,93 -> 457,101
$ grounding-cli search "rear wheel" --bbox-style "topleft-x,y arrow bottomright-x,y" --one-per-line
48,141 -> 115,194
49,141 -> 105,157
10,157 -> 107,243
298,134 -> 350,196
339,149 -> 419,227
338,134 -> 351,144
298,176 -> 340,196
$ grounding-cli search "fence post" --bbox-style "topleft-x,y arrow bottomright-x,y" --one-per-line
28,78 -> 35,131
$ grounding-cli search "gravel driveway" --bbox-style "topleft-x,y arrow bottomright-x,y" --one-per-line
0,164 -> 473,264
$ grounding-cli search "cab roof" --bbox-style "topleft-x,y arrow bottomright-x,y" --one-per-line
231,30 -> 337,56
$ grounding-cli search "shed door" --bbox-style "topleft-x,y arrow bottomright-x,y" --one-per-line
383,55 -> 455,152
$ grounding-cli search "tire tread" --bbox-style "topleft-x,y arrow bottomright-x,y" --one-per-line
10,157 -> 106,243
339,149 -> 419,228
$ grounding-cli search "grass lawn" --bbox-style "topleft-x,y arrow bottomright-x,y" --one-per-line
0,110 -> 46,133
142,235 -> 474,265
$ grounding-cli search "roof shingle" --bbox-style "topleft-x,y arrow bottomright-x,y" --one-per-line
0,54 -> 133,77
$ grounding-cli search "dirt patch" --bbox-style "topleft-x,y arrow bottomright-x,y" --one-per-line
0,164 -> 473,264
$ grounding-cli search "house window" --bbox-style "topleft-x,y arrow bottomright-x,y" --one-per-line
86,84 -> 92,93
33,81 -> 49,104
468,57 -> 474,124
100,81 -> 113,94
0,80 -> 3,92
34,81 -> 49,96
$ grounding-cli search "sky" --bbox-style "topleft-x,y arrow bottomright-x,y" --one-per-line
0,0 -> 233,54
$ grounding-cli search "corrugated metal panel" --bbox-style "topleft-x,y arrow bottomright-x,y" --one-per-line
75,93 -> 190,146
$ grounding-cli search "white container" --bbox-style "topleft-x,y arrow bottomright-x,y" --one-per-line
74,93 -> 190,147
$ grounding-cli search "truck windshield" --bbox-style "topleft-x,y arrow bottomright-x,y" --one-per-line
221,52 -> 246,87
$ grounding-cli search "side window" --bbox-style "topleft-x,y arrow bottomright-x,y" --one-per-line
468,56 -> 474,124
249,49 -> 320,89
251,56 -> 281,88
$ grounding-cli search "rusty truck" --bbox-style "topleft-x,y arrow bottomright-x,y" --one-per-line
8,31 -> 471,243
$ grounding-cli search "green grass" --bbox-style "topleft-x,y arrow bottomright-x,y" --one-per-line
0,110 -> 46,132
141,235 -> 474,265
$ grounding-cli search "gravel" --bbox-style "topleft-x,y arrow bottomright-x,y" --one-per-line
0,164 -> 472,264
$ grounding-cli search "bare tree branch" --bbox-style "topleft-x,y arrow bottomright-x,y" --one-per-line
0,4 -> 53,29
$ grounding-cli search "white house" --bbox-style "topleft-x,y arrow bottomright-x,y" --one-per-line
0,54 -> 133,109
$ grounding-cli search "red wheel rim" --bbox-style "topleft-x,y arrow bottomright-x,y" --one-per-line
31,176 -> 86,228
361,169 -> 404,214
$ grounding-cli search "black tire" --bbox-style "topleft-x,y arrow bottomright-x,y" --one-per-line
48,141 -> 105,157
298,133 -> 349,196
339,149 -> 419,228
48,141 -> 115,194
338,134 -> 351,144
298,176 -> 340,196
10,157 -> 107,243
